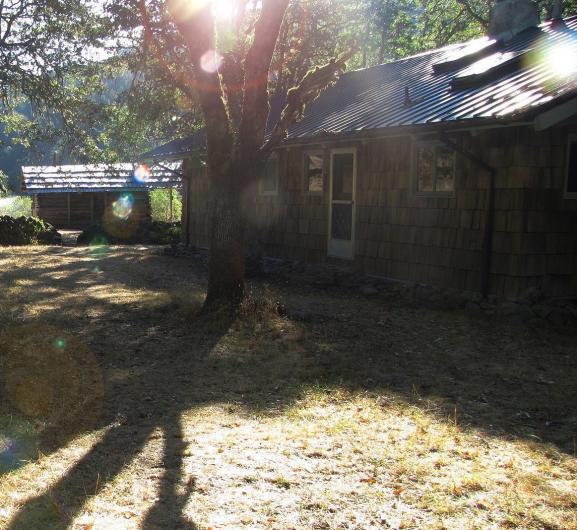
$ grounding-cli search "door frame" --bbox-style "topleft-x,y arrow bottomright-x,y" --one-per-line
327,146 -> 357,259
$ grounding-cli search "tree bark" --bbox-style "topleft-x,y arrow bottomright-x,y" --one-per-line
205,184 -> 245,308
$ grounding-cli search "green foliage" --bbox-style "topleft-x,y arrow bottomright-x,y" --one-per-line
77,221 -> 181,246
0,216 -> 61,246
150,189 -> 182,223
0,196 -> 33,218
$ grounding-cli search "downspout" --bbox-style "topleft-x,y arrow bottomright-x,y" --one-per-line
440,134 -> 497,299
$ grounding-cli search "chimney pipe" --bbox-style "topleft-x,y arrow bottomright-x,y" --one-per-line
551,0 -> 563,20
489,0 -> 540,41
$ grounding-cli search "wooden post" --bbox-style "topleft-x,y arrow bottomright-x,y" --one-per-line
67,193 -> 71,227
168,188 -> 173,222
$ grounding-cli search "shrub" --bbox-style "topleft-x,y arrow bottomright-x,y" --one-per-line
77,221 -> 181,246
0,216 -> 62,246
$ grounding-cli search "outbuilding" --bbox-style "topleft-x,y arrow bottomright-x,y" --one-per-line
20,163 -> 181,229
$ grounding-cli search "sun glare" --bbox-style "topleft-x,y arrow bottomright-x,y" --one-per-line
212,0 -> 234,20
547,42 -> 577,78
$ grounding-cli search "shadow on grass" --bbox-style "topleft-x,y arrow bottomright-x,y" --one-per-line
1,246 -> 576,528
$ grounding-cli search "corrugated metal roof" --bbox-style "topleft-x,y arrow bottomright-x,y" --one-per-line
21,162 -> 182,194
289,16 -> 577,137
144,16 -> 577,159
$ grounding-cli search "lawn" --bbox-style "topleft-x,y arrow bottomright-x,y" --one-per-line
0,245 -> 576,529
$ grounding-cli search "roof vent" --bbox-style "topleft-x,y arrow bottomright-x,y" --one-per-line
489,0 -> 540,41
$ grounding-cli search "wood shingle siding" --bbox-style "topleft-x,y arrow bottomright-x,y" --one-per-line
182,123 -> 577,300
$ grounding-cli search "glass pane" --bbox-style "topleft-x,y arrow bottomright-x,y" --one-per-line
567,141 -> 577,193
306,154 -> 323,193
262,157 -> 278,193
417,146 -> 434,192
435,147 -> 455,192
331,203 -> 352,240
332,153 -> 354,200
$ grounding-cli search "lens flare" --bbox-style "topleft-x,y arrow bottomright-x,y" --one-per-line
90,236 -> 109,257
527,39 -> 577,80
167,0 -> 210,22
112,193 -> 134,220
0,416 -> 38,473
547,42 -> 577,78
1,324 -> 104,450
53,338 -> 66,349
200,49 -> 223,74
134,164 -> 151,183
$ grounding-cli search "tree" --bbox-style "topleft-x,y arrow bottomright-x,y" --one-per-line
135,0 -> 351,307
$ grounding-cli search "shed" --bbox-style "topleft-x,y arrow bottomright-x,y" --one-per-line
143,10 -> 577,300
20,162 -> 181,229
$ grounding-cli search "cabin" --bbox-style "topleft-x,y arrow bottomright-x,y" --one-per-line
20,163 -> 181,229
143,3 -> 577,300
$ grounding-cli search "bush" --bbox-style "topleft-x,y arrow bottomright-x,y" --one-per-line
77,221 -> 181,246
0,216 -> 62,246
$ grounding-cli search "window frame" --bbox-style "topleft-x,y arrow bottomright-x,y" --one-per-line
259,152 -> 280,196
564,133 -> 577,199
303,150 -> 325,195
412,140 -> 457,197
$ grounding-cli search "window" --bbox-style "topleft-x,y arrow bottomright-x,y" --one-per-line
565,135 -> 577,198
414,143 -> 455,195
304,152 -> 324,193
260,154 -> 279,195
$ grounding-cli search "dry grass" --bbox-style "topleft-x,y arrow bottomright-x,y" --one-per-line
0,245 -> 576,529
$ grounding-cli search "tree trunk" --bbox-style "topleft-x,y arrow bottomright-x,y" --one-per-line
204,184 -> 246,309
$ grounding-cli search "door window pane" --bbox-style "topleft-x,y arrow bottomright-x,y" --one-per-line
332,153 -> 354,200
331,203 -> 352,240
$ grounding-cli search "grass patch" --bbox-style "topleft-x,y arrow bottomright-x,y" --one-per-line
0,246 -> 576,529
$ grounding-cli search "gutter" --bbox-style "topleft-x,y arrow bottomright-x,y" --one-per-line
439,133 -> 496,299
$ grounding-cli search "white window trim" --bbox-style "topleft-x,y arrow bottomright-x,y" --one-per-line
564,133 -> 577,199
259,153 -> 279,196
412,139 -> 456,198
303,150 -> 324,195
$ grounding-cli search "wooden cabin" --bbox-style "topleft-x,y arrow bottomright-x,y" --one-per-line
143,11 -> 577,300
20,163 -> 181,229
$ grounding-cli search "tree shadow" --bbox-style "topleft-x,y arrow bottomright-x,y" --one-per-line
1,246 -> 576,529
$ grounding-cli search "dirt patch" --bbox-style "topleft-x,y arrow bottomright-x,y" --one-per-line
0,246 -> 576,529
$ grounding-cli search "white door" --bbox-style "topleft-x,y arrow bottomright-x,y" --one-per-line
328,148 -> 356,259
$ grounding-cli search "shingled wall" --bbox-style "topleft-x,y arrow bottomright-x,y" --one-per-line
182,123 -> 577,299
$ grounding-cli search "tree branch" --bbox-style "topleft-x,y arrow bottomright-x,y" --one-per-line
238,0 -> 289,159
262,49 -> 354,155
